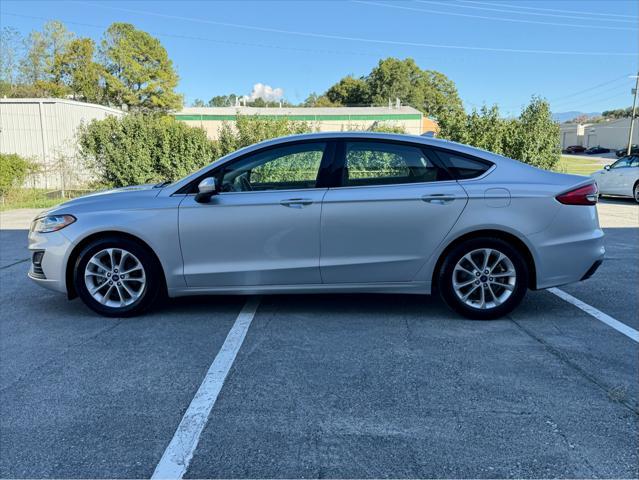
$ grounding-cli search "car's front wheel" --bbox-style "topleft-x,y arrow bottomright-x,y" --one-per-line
634,182 -> 639,203
438,237 -> 529,320
74,236 -> 163,317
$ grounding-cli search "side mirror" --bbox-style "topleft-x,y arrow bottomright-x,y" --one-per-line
195,177 -> 218,203
604,165 -> 611,171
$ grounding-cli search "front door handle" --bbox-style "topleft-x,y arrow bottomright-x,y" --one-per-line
280,198 -> 313,208
421,194 -> 456,205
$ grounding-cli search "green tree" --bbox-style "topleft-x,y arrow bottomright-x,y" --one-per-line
320,58 -> 465,135
19,30 -> 47,85
208,94 -> 239,107
100,23 -> 183,112
601,107 -> 632,119
191,98 -> 206,107
325,75 -> 369,105
509,96 -> 560,170
57,38 -> 102,102
0,27 -> 22,86
19,21 -> 74,96
366,58 -> 465,136
302,92 -> 338,107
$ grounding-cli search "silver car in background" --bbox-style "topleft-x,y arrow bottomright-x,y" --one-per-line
591,155 -> 639,202
28,132 -> 605,319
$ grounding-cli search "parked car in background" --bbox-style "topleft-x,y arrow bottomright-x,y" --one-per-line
28,132 -> 605,320
615,145 -> 639,157
585,146 -> 611,155
591,155 -> 639,203
563,145 -> 586,154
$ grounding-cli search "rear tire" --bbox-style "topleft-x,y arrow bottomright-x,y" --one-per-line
634,182 -> 639,204
438,237 -> 528,320
74,236 -> 163,317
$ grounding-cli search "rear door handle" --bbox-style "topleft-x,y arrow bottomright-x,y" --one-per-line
280,198 -> 313,208
421,194 -> 456,204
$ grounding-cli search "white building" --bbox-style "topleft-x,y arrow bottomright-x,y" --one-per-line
559,117 -> 638,150
174,106 -> 425,139
559,123 -> 587,149
0,98 -> 123,189
582,117 -> 638,150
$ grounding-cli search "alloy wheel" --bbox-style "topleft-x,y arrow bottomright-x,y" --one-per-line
84,248 -> 146,308
452,248 -> 517,310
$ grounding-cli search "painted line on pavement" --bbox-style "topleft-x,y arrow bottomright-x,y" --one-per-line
549,287 -> 639,342
152,296 -> 261,479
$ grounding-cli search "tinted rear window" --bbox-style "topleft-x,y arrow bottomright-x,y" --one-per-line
434,150 -> 492,179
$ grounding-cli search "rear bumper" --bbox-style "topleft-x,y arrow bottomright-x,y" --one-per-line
530,204 -> 605,289
581,258 -> 603,281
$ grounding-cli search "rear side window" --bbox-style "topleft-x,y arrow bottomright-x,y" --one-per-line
435,150 -> 492,180
342,141 -> 450,187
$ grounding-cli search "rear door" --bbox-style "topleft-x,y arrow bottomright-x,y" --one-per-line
320,140 -> 468,284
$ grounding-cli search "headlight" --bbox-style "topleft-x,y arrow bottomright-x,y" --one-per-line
31,214 -> 76,233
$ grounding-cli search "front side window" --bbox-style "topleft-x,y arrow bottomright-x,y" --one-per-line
342,141 -> 449,187
610,157 -> 633,169
434,150 -> 493,179
220,142 -> 326,192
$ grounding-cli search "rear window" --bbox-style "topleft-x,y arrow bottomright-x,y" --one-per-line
434,150 -> 492,180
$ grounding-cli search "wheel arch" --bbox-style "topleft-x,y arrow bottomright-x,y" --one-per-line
65,230 -> 167,299
432,229 -> 537,291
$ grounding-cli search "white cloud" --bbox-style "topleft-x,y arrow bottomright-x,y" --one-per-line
244,83 -> 284,102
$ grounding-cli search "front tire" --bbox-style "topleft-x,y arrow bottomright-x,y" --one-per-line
438,237 -> 528,320
74,236 -> 163,317
634,183 -> 639,204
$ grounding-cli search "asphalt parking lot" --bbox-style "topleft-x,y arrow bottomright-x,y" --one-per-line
1,200 -> 637,478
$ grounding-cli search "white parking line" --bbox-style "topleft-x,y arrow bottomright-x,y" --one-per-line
549,288 -> 639,342
152,296 -> 261,480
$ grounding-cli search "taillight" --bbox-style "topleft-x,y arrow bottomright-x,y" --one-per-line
556,183 -> 598,205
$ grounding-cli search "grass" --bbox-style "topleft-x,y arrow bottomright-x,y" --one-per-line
0,189 -> 92,211
555,156 -> 607,176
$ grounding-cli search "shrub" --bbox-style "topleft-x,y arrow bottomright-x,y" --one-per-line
216,114 -> 313,158
508,97 -> 561,170
0,153 -> 36,197
78,114 -> 216,188
440,96 -> 560,171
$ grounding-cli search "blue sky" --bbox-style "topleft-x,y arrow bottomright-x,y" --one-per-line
2,0 -> 637,115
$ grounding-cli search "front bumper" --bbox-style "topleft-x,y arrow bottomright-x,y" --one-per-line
27,229 -> 72,294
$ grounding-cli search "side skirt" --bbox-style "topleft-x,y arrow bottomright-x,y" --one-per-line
168,281 -> 431,297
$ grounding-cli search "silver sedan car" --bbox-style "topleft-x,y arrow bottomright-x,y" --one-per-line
28,132 -> 605,319
590,155 -> 639,202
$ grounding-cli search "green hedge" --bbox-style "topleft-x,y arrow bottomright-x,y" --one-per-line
79,114 -> 217,187
0,153 -> 36,197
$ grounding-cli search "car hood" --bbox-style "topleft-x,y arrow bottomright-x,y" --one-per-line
42,184 -> 161,215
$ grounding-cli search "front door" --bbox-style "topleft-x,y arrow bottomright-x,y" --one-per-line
600,156 -> 635,195
320,140 -> 468,284
179,141 -> 329,287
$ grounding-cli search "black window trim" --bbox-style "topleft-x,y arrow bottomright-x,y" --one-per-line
176,139 -> 337,195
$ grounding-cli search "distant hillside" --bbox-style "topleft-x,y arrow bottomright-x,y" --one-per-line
552,111 -> 600,123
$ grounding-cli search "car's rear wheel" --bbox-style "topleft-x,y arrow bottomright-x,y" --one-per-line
74,237 -> 163,317
634,182 -> 639,203
438,237 -> 528,320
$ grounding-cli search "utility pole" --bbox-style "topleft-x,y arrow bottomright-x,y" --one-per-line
627,72 -> 639,156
